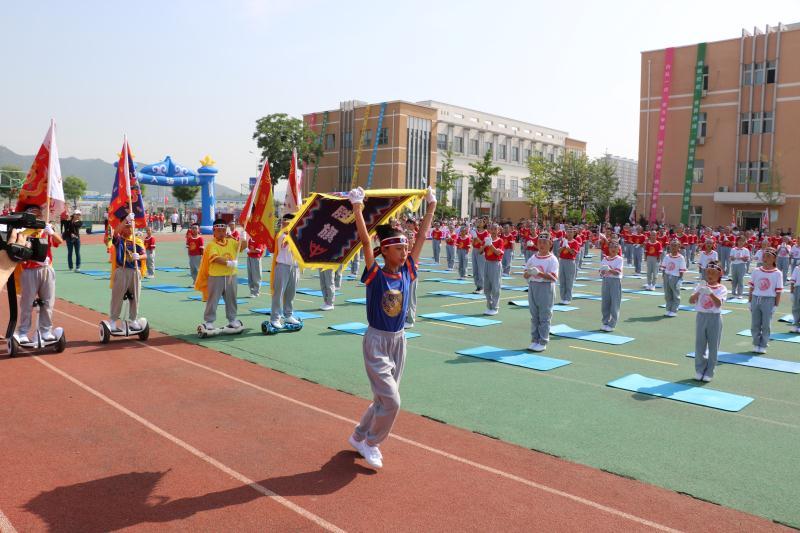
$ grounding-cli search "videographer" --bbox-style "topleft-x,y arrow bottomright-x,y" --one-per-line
62,210 -> 83,272
0,229 -> 33,287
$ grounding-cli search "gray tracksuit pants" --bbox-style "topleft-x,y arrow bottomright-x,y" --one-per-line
632,245 -> 643,273
695,312 -> 723,379
663,274 -> 682,313
405,278 -> 417,325
271,262 -> 299,320
334,266 -> 343,290
472,250 -> 485,291
502,249 -> 513,275
203,275 -> 238,325
18,266 -> 56,338
319,268 -> 336,306
484,260 -> 502,311
792,288 -> 800,327
354,327 -> 406,446
432,240 -> 441,263
646,256 -> 659,287
189,255 -> 202,283
601,277 -> 622,328
750,296 -> 776,349
559,259 -> 576,302
730,263 -> 746,297
111,266 -> 141,322
247,257 -> 262,296
778,256 -> 790,282
457,248 -> 468,278
145,250 -> 155,277
350,252 -> 362,275
528,281 -> 554,345
719,246 -> 731,275
446,244 -> 455,269
523,249 -> 533,262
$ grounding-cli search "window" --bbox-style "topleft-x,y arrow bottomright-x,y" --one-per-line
737,161 -> 748,184
689,205 -> 702,228
524,148 -> 531,161
512,146 -> 519,162
759,161 -> 770,183
748,161 -> 759,183
692,159 -> 704,183
766,61 -> 776,84
454,113 -> 463,119
453,136 -> 464,153
702,65 -> 709,91
362,129 -> 372,147
750,112 -> 762,134
343,131 -> 352,148
437,133 -> 448,150
470,139 -> 479,155
497,145 -> 507,160
740,113 -> 750,135
498,123 -> 506,129
763,111 -> 774,133
510,179 -> 518,197
754,62 -> 765,85
497,178 -> 506,190
548,152 -> 555,162
325,133 -> 336,150
742,64 -> 753,86
378,128 -> 389,145
485,142 -> 493,154
697,112 -> 707,138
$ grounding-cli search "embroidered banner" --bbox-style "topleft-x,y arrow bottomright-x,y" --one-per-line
649,47 -> 675,223
680,42 -> 707,225
283,189 -> 425,269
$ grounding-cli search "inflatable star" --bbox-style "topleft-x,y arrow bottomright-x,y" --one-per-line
200,155 -> 216,167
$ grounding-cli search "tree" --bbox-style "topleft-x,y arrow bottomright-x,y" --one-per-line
252,113 -> 324,185
63,175 -> 88,208
524,155 -> 553,219
0,165 -> 24,204
469,149 -> 500,216
437,150 -> 460,207
172,186 -> 200,206
755,163 -> 784,232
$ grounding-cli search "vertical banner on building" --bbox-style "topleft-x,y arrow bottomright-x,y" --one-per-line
680,42 -> 707,225
366,102 -> 387,189
649,47 -> 675,223
311,111 -> 329,191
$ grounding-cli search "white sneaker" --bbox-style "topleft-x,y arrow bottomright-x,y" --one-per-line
791,326 -> 800,334
601,325 -> 611,332
669,311 -> 677,317
702,376 -> 713,382
320,303 -> 334,311
41,330 -> 56,342
109,320 -> 121,332
472,289 -> 484,295
16,334 -> 30,344
757,347 -> 767,354
532,343 -> 546,352
484,309 -> 498,316
362,443 -> 383,469
285,316 -> 301,326
204,322 -> 215,330
404,321 -> 414,329
528,342 -> 541,351
270,320 -> 282,329
560,300 -> 569,305
694,372 -> 703,381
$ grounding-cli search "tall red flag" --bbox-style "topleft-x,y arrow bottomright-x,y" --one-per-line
108,136 -> 146,228
245,158 -> 277,250
15,119 -> 66,221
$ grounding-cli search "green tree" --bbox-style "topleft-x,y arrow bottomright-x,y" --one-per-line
252,113 -> 324,185
524,155 -> 554,219
172,185 -> 200,206
0,165 -> 24,204
754,163 -> 784,232
469,150 -> 501,216
588,158 -> 619,211
63,175 -> 88,208
436,150 -> 460,207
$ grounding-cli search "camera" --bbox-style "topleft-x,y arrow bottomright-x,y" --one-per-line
0,212 -> 48,263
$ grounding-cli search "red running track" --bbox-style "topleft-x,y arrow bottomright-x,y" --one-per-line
0,298 -> 789,532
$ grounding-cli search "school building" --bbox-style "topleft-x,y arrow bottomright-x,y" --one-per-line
638,22 -> 800,231
303,100 -> 586,219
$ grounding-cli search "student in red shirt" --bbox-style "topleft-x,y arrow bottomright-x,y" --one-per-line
445,224 -> 456,270
186,223 -> 205,283
227,221 -> 240,241
557,227 -> 581,304
456,226 -> 471,279
144,226 -> 156,278
501,224 -> 515,275
430,222 -> 444,264
644,232 -> 663,290
482,223 -> 505,315
245,234 -> 266,298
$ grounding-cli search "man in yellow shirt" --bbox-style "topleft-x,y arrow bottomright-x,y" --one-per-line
195,218 -> 247,333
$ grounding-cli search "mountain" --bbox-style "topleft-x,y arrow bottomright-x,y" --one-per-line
0,145 -> 242,199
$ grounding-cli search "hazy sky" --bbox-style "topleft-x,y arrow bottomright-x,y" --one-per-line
1,0 -> 798,190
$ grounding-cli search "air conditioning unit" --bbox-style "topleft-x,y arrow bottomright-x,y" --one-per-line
718,186 -> 729,192
701,90 -> 708,97
697,137 -> 706,145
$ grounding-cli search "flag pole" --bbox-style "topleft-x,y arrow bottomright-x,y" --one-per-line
45,118 -> 55,226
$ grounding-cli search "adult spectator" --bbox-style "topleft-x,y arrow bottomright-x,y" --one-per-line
62,210 -> 83,271
170,210 -> 179,232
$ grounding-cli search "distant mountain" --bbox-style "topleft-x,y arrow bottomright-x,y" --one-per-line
0,145 -> 242,199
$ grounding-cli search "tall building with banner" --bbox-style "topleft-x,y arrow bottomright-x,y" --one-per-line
638,22 -> 800,230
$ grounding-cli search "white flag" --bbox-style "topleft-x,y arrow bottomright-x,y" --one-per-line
46,119 -> 66,220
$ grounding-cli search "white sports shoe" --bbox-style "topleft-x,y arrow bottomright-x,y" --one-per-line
16,334 -> 30,344
484,309 -> 498,316
531,343 -> 546,352
472,289 -> 484,295
320,303 -> 334,311
41,330 -> 56,342
694,372 -> 703,381
270,320 -> 282,329
601,325 -> 612,332
362,444 -> 383,469
528,342 -> 541,351
791,326 -> 800,334
285,316 -> 301,325
702,376 -> 713,382
404,321 -> 414,329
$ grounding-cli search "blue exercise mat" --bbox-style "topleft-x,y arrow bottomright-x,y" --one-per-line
187,295 -> 247,304
658,304 -> 731,315
606,373 -> 754,412
144,285 -> 192,293
296,288 -> 341,297
575,277 -> 603,282
428,290 -> 485,300
422,277 -> 446,282
79,270 -> 110,277
508,301 -> 578,312
328,322 -> 420,339
427,269 -> 456,274
347,298 -> 367,305
438,279 -> 473,285
623,289 -> 665,296
570,293 -> 630,303
237,277 -> 269,286
686,352 -> 800,374
501,285 -> 528,292
155,267 -> 187,272
778,314 -> 795,323
727,298 -> 749,305
736,330 -> 800,344
420,312 -> 501,327
250,308 -> 322,320
550,324 -> 634,345
456,346 -> 570,371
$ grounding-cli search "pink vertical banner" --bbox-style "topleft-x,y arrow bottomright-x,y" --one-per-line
649,47 -> 675,223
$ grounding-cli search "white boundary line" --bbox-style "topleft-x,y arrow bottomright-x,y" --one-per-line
53,309 -> 681,532
32,356 -> 345,533
0,507 -> 18,533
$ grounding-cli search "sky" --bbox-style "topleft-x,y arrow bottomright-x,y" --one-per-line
1,0 -> 798,191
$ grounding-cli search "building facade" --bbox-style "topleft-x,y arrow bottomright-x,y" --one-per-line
602,154 -> 638,201
638,23 -> 800,230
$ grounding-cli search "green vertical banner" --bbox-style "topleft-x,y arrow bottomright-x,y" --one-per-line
680,42 -> 706,225
311,111 -> 329,191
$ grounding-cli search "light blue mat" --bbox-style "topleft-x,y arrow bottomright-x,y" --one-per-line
296,288 -> 341,297
420,312 -> 501,327
575,277 -> 603,282
606,373 -> 754,412
778,314 -> 795,323
144,285 -> 192,293
428,290 -> 485,300
508,301 -> 578,312
550,324 -> 634,345
687,352 -> 800,374
79,270 -> 110,277
346,298 -> 367,305
251,308 -> 322,320
422,277 -> 446,282
328,322 -> 420,339
188,295 -> 247,304
456,346 -> 570,371
623,289 -> 665,296
438,279 -> 473,285
570,293 -> 630,303
501,285 -> 528,292
736,330 -> 800,344
237,277 -> 269,286
658,304 -> 731,315
727,298 -> 749,305
155,267 -> 187,272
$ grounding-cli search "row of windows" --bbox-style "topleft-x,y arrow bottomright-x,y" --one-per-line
438,134 -> 557,162
740,112 -> 774,135
323,128 -> 389,151
738,161 -> 770,184
742,62 -> 777,86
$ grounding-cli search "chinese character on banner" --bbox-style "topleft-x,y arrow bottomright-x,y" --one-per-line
318,223 -> 339,243
331,205 -> 355,224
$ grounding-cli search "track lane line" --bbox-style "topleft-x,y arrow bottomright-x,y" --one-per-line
0,507 -> 18,533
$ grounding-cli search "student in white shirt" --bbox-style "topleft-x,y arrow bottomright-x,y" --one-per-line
689,261 -> 728,382
523,233 -> 559,352
599,241 -> 624,331
660,240 -> 687,317
748,248 -> 783,354
729,235 -> 751,298
697,239 -> 718,281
